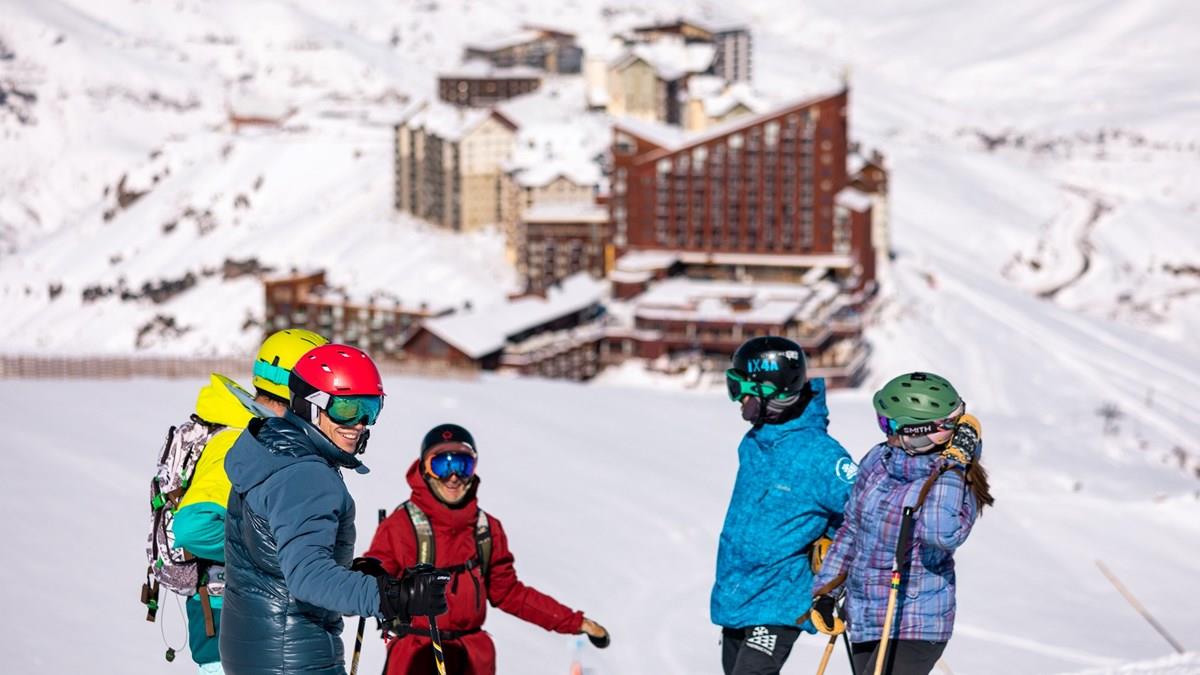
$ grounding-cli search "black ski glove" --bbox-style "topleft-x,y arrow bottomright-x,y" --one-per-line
378,563 -> 451,627
351,556 -> 388,578
809,594 -> 846,636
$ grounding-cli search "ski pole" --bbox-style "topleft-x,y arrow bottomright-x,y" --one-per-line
429,614 -> 448,675
349,617 -> 366,675
874,505 -> 916,675
842,630 -> 858,675
1096,560 -> 1185,654
815,634 -> 838,675
350,509 -> 388,675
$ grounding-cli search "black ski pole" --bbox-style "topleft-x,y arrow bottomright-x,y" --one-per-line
842,625 -> 858,675
350,508 -> 388,675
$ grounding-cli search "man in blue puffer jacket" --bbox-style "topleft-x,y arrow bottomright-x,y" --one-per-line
712,337 -> 856,675
221,344 -> 449,675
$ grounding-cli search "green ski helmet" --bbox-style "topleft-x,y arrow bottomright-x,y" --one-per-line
873,372 -> 964,452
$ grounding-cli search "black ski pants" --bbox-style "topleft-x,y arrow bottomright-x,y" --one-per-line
851,639 -> 947,675
721,625 -> 802,675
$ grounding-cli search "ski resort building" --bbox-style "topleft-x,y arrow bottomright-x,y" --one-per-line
393,101 -> 519,231
516,202 -> 611,295
399,274 -> 607,379
629,18 -> 752,83
437,61 -> 542,108
600,87 -> 878,384
463,25 -> 583,75
262,270 -> 448,359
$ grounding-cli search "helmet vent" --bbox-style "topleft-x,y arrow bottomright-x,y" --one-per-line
890,396 -> 900,402
321,364 -> 333,373
900,382 -> 912,388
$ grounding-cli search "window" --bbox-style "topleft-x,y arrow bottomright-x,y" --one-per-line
764,121 -> 779,148
728,133 -> 743,150
615,132 -> 636,155
693,146 -> 708,164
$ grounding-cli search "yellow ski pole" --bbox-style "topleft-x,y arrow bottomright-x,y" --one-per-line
874,505 -> 916,675
815,634 -> 839,675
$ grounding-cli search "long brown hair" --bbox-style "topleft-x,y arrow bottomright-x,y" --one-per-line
966,459 -> 995,513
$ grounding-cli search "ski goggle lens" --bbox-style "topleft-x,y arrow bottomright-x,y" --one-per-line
325,395 -> 383,426
876,403 -> 965,437
425,451 -> 477,481
725,369 -> 787,401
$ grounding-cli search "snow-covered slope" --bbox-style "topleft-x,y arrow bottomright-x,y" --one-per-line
2,374 -> 1197,675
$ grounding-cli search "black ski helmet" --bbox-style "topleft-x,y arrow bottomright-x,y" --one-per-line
729,336 -> 808,397
420,423 -> 476,457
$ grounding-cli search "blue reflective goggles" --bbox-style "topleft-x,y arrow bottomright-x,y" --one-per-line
325,395 -> 383,426
424,451 -> 477,481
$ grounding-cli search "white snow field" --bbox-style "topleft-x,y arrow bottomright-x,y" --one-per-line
1,0 -> 1199,673
0,368 -> 1197,675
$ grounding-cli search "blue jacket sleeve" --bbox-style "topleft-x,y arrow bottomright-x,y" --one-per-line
918,466 -> 977,551
260,463 -> 381,618
172,503 -> 227,562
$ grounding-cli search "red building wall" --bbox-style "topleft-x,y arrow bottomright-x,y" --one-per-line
612,89 -> 850,257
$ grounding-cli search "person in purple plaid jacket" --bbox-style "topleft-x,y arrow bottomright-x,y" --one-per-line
810,372 -> 993,675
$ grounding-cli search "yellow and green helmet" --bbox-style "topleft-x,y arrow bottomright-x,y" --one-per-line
253,328 -> 329,400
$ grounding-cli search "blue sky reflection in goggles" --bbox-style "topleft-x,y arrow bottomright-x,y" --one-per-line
325,395 -> 383,426
425,451 -> 477,480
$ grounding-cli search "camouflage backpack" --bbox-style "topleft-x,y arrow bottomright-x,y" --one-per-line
140,415 -> 223,623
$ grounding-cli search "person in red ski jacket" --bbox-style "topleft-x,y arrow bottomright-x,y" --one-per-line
358,423 -> 609,675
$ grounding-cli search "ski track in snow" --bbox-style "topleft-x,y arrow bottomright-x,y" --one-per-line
954,622 -> 1122,668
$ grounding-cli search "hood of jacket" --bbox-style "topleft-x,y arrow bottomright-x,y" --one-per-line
195,373 -> 260,429
744,377 -> 832,447
405,460 -> 480,531
226,411 -> 368,495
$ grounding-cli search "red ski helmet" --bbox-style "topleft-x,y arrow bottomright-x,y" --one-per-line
289,344 -> 385,425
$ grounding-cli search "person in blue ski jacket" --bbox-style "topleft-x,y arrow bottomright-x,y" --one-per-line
712,336 -> 856,675
220,344 -> 449,675
810,372 -> 993,675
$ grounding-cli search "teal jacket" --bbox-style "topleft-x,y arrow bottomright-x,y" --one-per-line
710,378 -> 856,629
171,374 -> 260,664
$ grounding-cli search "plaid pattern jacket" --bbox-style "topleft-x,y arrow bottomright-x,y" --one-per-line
813,443 -> 978,642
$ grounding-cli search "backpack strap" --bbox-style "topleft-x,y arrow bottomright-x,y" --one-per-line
198,586 -> 216,638
474,509 -> 492,579
402,501 -> 436,566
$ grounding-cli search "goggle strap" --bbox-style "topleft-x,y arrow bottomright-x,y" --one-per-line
253,360 -> 291,386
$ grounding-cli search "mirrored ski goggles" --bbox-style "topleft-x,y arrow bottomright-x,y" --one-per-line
424,450 -> 477,481
725,368 -> 791,401
253,359 -> 290,386
324,395 -> 384,426
876,402 -> 965,437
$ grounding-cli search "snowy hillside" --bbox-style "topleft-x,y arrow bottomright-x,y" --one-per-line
2,0 -> 1198,352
